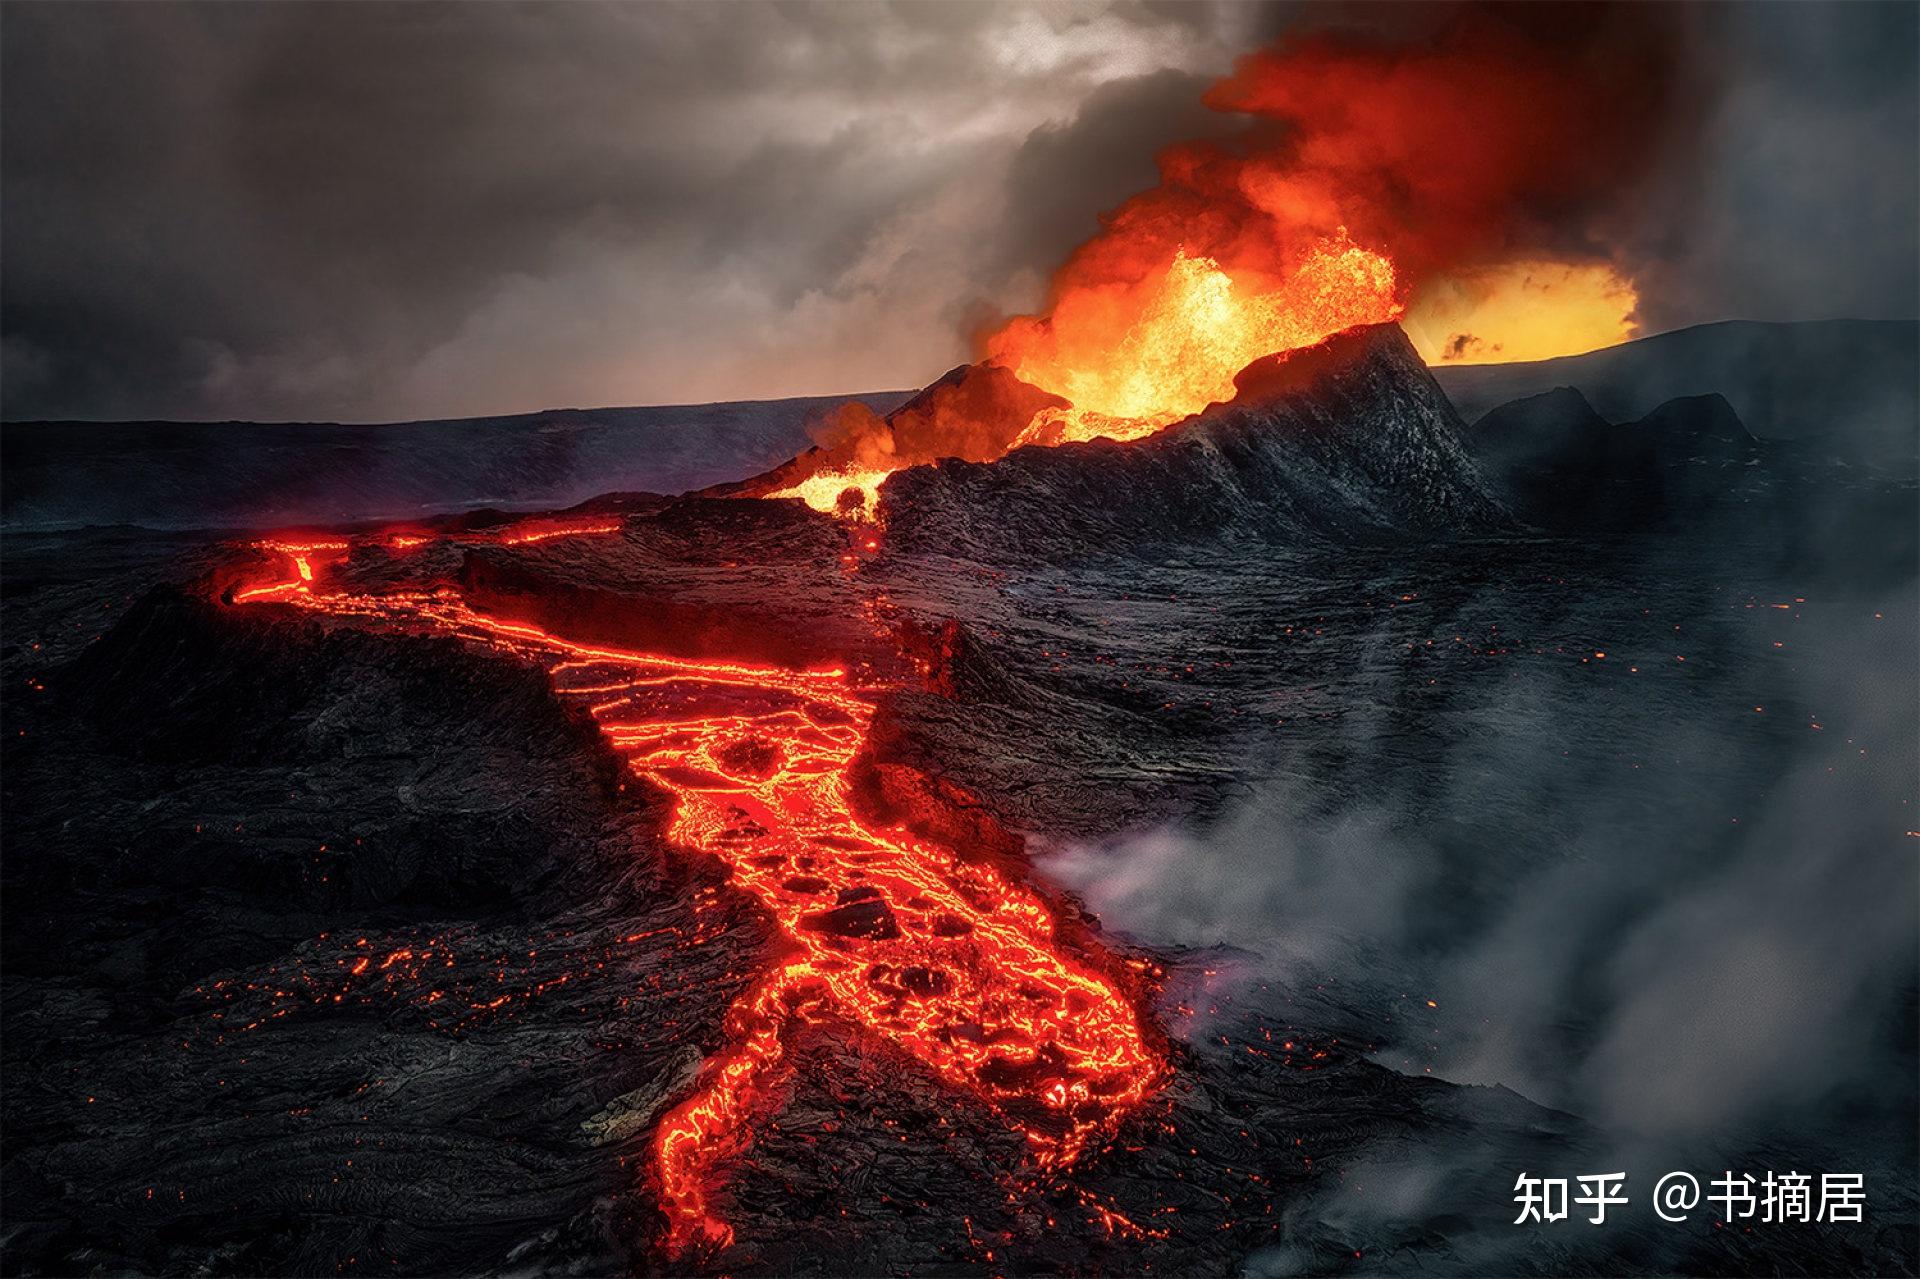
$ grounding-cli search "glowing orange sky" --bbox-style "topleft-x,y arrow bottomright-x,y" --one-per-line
1406,261 -> 1641,365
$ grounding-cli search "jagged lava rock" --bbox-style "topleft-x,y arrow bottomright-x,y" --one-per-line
711,362 -> 1065,501
877,323 -> 1510,562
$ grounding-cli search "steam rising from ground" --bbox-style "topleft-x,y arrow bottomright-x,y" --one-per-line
1042,571 -> 1917,1146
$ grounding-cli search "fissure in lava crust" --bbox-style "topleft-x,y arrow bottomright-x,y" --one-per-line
225,527 -> 1162,1255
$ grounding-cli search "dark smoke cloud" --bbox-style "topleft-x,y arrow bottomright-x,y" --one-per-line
1,2 -> 1913,423
977,68 -> 1236,293
0,1 -> 1256,422
1615,2 -> 1920,332
1018,5 -> 1692,302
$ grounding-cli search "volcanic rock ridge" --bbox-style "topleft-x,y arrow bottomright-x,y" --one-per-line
873,323 -> 1510,562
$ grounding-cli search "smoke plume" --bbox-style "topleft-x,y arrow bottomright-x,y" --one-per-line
986,8 -> 1691,380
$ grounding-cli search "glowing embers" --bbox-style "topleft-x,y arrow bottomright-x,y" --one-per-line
228,540 -> 1161,1257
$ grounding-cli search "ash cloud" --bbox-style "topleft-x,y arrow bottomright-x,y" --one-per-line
3,2 -> 1915,424
1614,2 -> 1920,333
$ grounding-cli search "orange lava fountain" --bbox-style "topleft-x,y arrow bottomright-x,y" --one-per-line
765,11 -> 1683,524
990,234 -> 1400,447
765,233 -> 1401,521
765,466 -> 894,523
227,524 -> 1160,1255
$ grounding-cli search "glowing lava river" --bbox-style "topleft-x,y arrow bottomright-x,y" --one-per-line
226,521 -> 1161,1256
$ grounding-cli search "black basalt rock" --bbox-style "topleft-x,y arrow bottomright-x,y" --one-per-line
877,323 -> 1511,563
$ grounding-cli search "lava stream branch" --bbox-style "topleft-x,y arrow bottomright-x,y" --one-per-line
653,962 -> 828,1251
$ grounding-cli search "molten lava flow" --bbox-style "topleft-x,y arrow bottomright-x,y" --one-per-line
228,532 -> 1160,1255
765,466 -> 892,522
489,518 -> 624,545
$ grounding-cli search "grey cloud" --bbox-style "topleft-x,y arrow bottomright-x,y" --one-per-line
1614,2 -> 1920,331
1,1 -> 1240,422
2,1 -> 1914,423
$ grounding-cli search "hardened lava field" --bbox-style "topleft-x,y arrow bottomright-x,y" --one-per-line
2,326 -> 1913,1276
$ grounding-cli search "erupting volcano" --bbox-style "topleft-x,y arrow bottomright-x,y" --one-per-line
766,236 -> 1403,519
201,17 -> 1686,1250
213,307 -> 1502,1255
7,2 -> 1914,1275
756,12 -> 1676,520
25,6 -> 1785,1267
987,235 -> 1399,445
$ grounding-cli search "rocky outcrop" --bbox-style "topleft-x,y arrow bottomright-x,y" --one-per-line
878,323 -> 1510,562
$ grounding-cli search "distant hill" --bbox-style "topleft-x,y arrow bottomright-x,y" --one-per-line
1,392 -> 912,531
1433,319 -> 1917,464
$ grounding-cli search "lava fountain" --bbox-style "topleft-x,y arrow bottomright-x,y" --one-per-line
768,234 -> 1401,518
990,234 -> 1400,448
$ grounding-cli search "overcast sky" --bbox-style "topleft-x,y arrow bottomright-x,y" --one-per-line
3,1 -> 1915,423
